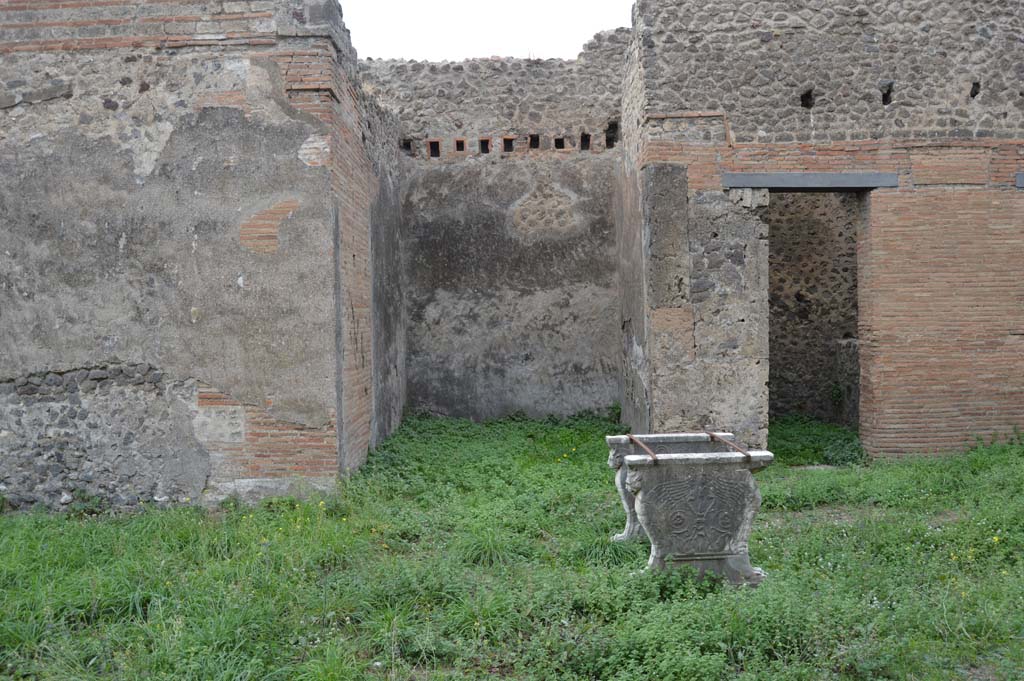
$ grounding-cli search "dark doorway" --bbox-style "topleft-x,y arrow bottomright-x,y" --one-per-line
763,192 -> 865,427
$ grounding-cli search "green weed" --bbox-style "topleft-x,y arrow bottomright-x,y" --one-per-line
768,414 -> 866,466
0,413 -> 1022,679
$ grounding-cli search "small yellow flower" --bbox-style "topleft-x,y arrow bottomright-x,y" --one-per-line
992,536 -> 1001,544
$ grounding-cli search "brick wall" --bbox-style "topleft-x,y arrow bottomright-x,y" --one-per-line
860,188 -> 1024,455
194,386 -> 338,498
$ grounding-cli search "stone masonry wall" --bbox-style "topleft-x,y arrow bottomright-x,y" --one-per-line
365,33 -> 629,421
361,28 -> 630,157
401,156 -> 620,420
635,0 -> 1023,142
765,192 -> 862,427
0,0 -> 405,507
615,21 -> 651,433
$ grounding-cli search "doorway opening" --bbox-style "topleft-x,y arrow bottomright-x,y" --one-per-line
763,192 -> 866,428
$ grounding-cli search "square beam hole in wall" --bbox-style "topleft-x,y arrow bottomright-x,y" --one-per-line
503,137 -> 515,153
428,140 -> 441,158
529,134 -> 540,149
580,132 -> 591,151
801,88 -> 816,109
605,121 -> 618,149
400,139 -> 414,156
479,138 -> 491,154
881,81 -> 894,106
554,137 -> 566,149
455,139 -> 466,152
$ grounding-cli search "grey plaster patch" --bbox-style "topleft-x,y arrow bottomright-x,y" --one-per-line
722,172 -> 899,190
402,155 -> 618,420
202,476 -> 336,506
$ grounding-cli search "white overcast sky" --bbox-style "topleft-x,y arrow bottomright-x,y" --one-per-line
340,0 -> 634,61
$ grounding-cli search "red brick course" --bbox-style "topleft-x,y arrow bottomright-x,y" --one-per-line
239,199 -> 299,254
197,388 -> 338,480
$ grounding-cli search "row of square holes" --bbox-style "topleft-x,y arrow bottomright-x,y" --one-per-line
404,122 -> 620,158
800,81 -> 982,109
398,82 -> 987,156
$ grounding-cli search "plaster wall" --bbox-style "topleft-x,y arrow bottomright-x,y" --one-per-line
0,0 -> 405,507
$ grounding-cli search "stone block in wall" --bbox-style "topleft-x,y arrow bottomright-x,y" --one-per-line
651,357 -> 769,449
644,164 -> 691,308
650,306 -> 695,372
687,193 -> 770,361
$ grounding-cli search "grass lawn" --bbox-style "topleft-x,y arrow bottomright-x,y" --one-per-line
1,413 -> 1022,680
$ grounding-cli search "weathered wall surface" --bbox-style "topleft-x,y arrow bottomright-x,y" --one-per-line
766,192 -> 862,426
0,0 -> 405,507
402,156 -> 619,420
365,97 -> 406,451
638,165 -> 770,446
366,34 -> 629,421
635,0 -> 1023,142
615,24 -> 651,433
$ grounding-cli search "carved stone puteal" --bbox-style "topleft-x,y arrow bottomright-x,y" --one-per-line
607,433 -> 773,585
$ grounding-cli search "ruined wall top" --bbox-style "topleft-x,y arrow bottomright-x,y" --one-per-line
360,28 -> 630,155
632,0 -> 1024,143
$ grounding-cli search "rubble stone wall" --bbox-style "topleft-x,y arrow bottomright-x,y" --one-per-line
634,0 -> 1023,142
766,192 -> 862,427
361,29 -> 630,157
